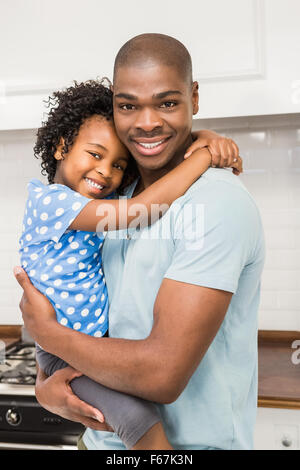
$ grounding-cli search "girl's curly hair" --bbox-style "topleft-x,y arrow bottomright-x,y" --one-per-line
34,78 -> 138,195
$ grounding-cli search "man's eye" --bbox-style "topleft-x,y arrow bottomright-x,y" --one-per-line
119,104 -> 136,111
160,102 -> 177,108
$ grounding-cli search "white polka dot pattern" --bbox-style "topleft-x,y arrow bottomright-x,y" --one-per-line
19,178 -> 111,338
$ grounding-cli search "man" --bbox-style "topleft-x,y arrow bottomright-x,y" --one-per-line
14,34 -> 265,450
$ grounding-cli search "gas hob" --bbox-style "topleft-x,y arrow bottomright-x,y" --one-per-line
0,340 -> 84,449
0,341 -> 36,395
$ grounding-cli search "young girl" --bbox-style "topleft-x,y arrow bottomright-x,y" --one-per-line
19,79 -> 240,450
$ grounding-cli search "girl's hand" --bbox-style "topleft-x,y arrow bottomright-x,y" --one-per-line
184,131 -> 243,175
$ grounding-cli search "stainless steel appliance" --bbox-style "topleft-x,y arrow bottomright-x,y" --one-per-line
0,340 -> 84,450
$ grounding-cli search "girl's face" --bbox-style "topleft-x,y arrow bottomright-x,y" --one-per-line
54,115 -> 129,199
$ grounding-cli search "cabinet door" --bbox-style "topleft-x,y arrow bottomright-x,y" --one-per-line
194,0 -> 300,118
255,408 -> 300,450
0,0 -> 300,129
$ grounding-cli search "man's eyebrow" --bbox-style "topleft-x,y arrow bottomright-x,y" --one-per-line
114,93 -> 137,101
153,90 -> 182,99
114,90 -> 183,101
87,143 -> 108,151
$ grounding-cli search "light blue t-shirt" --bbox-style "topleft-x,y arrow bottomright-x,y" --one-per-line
82,168 -> 265,450
19,179 -> 109,337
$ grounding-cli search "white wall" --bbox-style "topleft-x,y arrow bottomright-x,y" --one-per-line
0,114 -> 299,327
0,129 -> 47,324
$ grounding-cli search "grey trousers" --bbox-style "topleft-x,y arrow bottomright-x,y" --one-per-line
35,344 -> 161,449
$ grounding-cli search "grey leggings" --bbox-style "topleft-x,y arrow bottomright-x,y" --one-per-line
35,344 -> 161,449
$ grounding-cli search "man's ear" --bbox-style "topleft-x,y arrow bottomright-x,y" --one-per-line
54,138 -> 65,161
191,81 -> 199,115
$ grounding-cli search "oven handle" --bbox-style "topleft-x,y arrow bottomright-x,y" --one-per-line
0,441 -> 77,450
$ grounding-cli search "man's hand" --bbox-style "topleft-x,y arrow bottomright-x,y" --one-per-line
185,130 -> 243,175
35,365 -> 110,431
13,266 -> 57,343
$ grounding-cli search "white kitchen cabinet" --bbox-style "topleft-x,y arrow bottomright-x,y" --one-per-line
0,0 -> 300,129
255,407 -> 300,450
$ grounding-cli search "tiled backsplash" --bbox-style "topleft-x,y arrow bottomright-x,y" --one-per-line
0,114 -> 299,329
195,114 -> 300,330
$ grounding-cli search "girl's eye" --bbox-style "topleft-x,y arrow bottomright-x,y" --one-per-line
160,101 -> 177,108
89,152 -> 101,160
113,163 -> 124,171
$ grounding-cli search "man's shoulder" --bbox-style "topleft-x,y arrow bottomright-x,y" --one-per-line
188,168 -> 250,195
177,168 -> 257,210
169,168 -> 263,243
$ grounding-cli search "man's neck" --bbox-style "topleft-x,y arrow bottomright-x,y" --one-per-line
132,135 -> 193,196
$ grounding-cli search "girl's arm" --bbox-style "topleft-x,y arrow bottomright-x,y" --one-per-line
69,147 -> 212,233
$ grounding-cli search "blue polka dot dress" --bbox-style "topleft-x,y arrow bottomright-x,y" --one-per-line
19,179 -> 110,337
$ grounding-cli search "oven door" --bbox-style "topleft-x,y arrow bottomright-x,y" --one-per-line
0,440 -> 77,450
0,394 -> 84,450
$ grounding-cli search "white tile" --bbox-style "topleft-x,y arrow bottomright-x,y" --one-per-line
240,170 -> 272,189
278,291 -> 300,310
261,270 -> 300,290
291,147 -> 300,169
260,210 -> 300,228
258,310 -> 300,330
265,250 -> 300,269
0,307 -> 22,325
0,289 -> 15,307
259,291 -> 280,310
247,149 -> 292,171
269,128 -> 300,149
264,228 -> 297,249
0,252 -> 14,269
269,171 -> 300,188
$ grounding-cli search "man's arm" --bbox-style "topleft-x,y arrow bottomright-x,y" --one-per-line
15,268 -> 231,404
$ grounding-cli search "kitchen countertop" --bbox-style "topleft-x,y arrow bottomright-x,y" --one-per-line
0,325 -> 22,349
258,330 -> 300,409
1,326 -> 300,409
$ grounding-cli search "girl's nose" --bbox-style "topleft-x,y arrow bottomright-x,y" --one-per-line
95,163 -> 112,179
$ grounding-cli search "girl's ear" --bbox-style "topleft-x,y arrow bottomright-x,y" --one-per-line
54,138 -> 65,161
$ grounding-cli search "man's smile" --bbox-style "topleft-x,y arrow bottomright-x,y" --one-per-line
131,136 -> 172,156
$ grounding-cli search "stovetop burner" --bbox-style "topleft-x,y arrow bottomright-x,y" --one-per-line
0,337 -> 84,448
0,342 -> 36,385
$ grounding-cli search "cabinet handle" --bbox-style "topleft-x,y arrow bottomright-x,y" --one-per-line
281,436 -> 292,448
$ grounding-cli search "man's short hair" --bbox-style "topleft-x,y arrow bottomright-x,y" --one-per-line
113,33 -> 193,86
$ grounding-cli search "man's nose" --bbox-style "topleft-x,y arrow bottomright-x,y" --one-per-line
134,107 -> 163,132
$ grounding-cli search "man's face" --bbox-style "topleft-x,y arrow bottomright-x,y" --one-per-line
113,62 -> 199,171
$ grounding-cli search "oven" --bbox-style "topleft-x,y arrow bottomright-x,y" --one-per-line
0,340 -> 84,450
